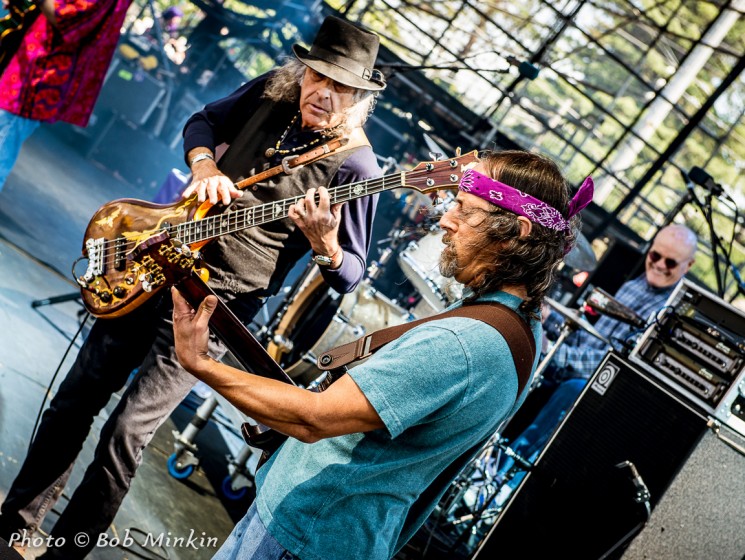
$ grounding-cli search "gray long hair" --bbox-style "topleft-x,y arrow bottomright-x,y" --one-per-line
263,58 -> 377,135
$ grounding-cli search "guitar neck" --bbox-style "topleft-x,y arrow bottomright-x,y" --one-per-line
171,171 -> 406,246
176,275 -> 294,385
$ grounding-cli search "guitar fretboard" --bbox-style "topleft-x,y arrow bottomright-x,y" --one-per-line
170,173 -> 401,245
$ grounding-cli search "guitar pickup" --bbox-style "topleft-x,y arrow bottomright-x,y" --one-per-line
113,236 -> 127,271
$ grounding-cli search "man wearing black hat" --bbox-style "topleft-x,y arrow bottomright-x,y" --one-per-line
0,16 -> 385,559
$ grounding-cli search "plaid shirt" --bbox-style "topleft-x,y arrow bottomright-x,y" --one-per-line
552,274 -> 676,380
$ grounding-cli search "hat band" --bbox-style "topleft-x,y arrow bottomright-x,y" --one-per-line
307,45 -> 373,82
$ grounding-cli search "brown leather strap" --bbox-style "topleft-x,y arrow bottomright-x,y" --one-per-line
317,302 -> 536,396
234,137 -> 350,190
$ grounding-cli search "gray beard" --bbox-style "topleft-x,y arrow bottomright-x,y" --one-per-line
439,246 -> 459,278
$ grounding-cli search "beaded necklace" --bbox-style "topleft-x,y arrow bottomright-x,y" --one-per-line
265,113 -> 325,158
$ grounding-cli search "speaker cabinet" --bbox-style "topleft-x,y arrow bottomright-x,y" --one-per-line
622,428 -> 745,560
95,58 -> 166,126
474,354 -> 708,560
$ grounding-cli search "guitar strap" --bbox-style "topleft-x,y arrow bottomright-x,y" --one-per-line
233,128 -> 370,191
316,302 -> 537,397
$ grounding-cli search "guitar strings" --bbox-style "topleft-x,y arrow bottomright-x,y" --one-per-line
88,163 -> 466,271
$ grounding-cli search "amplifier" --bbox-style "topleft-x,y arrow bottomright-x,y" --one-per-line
95,57 -> 166,126
473,353 -> 707,560
629,278 -> 745,436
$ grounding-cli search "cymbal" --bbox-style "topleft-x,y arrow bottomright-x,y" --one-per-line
564,232 -> 596,271
545,297 -> 609,343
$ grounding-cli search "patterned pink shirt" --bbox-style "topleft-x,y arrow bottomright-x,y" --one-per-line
0,0 -> 132,126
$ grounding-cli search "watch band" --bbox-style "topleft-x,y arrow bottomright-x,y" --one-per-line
312,254 -> 334,267
189,152 -> 214,167
312,247 -> 341,267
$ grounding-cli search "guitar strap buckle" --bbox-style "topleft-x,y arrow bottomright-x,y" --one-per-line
281,155 -> 303,175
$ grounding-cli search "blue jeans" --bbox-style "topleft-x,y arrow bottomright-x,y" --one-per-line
214,503 -> 296,560
0,109 -> 40,191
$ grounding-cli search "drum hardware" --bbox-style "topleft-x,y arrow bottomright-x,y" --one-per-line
534,298 -> 609,386
331,312 -> 367,337
271,334 -> 294,354
267,275 -> 410,386
563,231 -> 597,271
430,434 -> 533,557
300,353 -> 319,365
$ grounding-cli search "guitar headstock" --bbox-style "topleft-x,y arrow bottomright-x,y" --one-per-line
403,150 -> 479,193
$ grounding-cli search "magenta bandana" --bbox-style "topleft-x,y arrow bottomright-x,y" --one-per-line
458,169 -> 594,231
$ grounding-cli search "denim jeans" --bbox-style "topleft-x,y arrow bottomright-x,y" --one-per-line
0,293 -> 262,559
0,109 -> 40,191
214,503 -> 296,560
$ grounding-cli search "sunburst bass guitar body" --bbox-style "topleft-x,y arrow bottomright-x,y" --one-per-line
78,195 -> 214,318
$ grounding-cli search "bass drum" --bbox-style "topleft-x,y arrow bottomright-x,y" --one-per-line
267,275 -> 410,386
398,229 -> 463,317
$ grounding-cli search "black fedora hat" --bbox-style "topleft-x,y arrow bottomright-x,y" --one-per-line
292,16 -> 386,91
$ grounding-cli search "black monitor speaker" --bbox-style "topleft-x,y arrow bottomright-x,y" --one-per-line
473,354 -> 708,560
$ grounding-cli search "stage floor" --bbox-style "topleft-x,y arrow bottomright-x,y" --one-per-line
0,123 -> 251,559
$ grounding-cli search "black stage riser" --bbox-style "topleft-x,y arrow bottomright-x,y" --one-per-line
474,354 -> 708,560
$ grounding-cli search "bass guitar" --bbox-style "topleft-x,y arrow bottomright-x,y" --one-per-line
0,0 -> 39,75
76,150 -> 479,318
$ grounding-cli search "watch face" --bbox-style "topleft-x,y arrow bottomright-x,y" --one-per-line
313,255 -> 333,266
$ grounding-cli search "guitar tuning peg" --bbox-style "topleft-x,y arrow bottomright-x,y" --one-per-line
455,147 -> 462,156
428,151 -> 443,161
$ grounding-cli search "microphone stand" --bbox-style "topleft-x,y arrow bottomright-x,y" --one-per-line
678,171 -> 745,299
685,178 -> 726,297
702,190 -> 724,297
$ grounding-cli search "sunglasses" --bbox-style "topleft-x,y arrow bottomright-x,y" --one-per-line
648,250 -> 682,269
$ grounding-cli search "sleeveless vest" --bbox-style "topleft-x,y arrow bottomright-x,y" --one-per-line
202,97 -> 363,301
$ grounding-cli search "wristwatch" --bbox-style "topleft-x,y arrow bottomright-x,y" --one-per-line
312,253 -> 334,267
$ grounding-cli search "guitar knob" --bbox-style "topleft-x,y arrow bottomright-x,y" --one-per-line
98,291 -> 113,303
113,286 -> 126,298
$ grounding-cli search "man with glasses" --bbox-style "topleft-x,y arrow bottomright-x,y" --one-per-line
496,223 -> 697,486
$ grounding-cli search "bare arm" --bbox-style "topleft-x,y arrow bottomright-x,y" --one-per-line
171,288 -> 384,442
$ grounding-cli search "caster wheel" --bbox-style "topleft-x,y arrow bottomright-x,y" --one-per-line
167,453 -> 195,479
221,475 -> 248,500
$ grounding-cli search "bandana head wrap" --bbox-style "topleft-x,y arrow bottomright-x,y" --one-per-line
458,169 -> 594,231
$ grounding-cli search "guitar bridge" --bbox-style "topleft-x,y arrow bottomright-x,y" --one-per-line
82,238 -> 105,281
113,236 -> 127,271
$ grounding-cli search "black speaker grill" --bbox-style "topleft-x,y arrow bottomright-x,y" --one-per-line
475,354 -> 707,560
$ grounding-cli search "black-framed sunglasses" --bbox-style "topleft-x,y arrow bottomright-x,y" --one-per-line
648,250 -> 681,269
